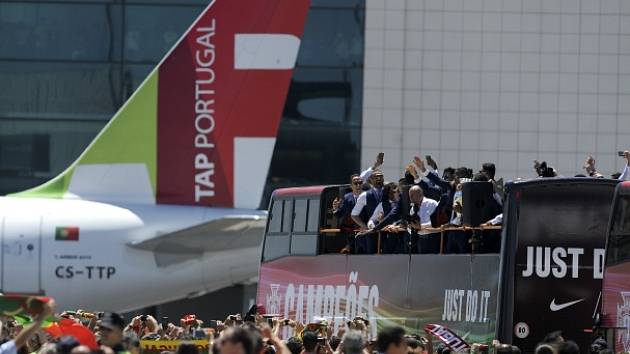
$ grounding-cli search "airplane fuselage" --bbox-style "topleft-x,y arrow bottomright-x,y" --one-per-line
0,197 -> 262,311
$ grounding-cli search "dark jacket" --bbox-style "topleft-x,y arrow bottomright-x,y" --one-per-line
373,198 -> 402,231
334,192 -> 358,232
424,172 -> 455,226
358,187 -> 384,224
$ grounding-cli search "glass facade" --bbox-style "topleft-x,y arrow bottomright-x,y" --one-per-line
0,0 -> 365,202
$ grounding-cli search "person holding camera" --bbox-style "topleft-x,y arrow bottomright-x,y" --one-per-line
124,315 -> 158,338
533,160 -> 557,178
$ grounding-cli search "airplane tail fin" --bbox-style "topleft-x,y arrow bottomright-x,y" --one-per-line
10,0 -> 310,209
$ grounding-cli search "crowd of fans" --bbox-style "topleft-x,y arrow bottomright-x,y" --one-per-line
331,151 -> 630,255
0,301 -> 620,354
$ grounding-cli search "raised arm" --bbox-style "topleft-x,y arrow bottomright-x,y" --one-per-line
360,152 -> 384,182
414,156 -> 451,191
14,300 -> 55,349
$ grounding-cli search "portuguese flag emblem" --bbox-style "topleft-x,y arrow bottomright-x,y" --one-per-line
55,227 -> 79,241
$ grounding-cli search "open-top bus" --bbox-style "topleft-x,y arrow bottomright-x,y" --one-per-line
257,178 -> 618,352
601,181 -> 630,353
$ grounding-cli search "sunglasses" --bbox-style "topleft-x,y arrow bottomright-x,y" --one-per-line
352,181 -> 362,185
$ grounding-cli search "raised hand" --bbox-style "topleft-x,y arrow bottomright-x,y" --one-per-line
373,152 -> 384,169
426,155 -> 438,170
406,164 -> 418,179
413,156 -> 426,173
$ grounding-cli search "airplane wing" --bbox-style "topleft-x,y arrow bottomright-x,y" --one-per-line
127,215 -> 266,266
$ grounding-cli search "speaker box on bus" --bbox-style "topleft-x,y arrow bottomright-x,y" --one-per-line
462,181 -> 497,227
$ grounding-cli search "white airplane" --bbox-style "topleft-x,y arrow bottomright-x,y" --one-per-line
0,0 -> 310,311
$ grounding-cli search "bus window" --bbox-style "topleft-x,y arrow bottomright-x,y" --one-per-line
293,199 -> 308,233
290,198 -> 318,256
282,199 -> 293,233
307,199 -> 320,232
607,195 -> 630,265
263,199 -> 291,261
268,199 -> 283,232
290,235 -> 317,255
264,234 -> 290,261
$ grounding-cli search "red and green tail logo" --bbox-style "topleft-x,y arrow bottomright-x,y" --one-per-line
9,0 -> 310,210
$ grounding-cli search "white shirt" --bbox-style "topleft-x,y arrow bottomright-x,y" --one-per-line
487,213 -> 503,225
351,191 -> 368,217
410,197 -> 439,234
450,190 -> 462,225
360,166 -> 374,183
619,165 -> 630,181
0,341 -> 17,354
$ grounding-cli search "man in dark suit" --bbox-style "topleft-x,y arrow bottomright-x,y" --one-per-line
332,174 -> 364,253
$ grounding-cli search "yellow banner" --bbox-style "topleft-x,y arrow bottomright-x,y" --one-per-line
140,340 -> 209,354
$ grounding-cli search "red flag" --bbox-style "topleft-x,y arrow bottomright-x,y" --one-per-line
424,324 -> 470,352
56,319 -> 98,349
43,322 -> 63,338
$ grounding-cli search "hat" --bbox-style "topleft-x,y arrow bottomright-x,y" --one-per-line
341,331 -> 364,354
310,316 -> 328,328
99,312 -> 125,331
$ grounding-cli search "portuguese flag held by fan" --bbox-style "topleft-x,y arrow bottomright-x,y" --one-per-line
14,315 -> 97,349
50,319 -> 98,349
55,226 -> 79,241
0,295 -> 51,317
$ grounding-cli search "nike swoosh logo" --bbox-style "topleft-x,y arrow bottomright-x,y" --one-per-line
550,298 -> 585,311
